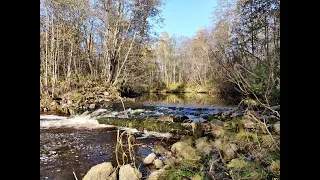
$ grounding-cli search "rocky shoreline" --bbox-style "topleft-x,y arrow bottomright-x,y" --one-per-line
40,86 -> 136,116
77,105 -> 280,180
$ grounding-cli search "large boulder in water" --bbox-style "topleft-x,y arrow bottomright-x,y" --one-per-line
82,162 -> 115,180
143,153 -> 156,165
171,142 -> 197,159
119,164 -> 142,180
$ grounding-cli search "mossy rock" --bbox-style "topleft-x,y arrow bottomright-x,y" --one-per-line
98,117 -> 191,134
171,142 -> 197,159
180,135 -> 195,146
195,137 -> 214,155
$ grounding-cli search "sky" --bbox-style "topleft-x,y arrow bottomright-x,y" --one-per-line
155,0 -> 218,38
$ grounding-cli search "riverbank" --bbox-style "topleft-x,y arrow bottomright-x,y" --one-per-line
40,78 -> 137,116
100,107 -> 280,179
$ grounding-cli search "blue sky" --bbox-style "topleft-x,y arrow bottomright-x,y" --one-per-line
155,0 -> 218,37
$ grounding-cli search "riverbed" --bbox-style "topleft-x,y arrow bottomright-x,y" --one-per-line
40,93 -> 236,180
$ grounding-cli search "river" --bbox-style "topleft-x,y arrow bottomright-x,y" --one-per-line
40,93 -> 236,180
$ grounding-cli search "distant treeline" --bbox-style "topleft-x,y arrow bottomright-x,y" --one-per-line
40,0 -> 280,105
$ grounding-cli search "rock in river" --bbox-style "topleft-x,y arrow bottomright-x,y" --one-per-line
83,162 -> 115,180
143,153 -> 156,165
153,144 -> 170,156
154,159 -> 164,169
119,164 -> 142,180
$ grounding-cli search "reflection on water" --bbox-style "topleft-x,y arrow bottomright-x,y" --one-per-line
137,93 -> 237,107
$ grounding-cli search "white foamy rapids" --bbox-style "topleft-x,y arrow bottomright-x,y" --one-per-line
40,115 -> 68,120
142,130 -> 172,139
40,114 -> 116,130
120,127 -> 140,134
120,127 -> 172,139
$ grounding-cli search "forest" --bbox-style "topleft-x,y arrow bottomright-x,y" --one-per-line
40,0 -> 279,106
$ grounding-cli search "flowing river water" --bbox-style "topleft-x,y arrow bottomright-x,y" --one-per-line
40,93 -> 236,180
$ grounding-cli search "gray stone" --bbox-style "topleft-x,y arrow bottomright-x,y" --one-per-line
154,144 -> 170,156
154,159 -> 163,169
231,111 -> 244,118
143,153 -> 156,165
83,162 -> 115,180
171,142 -> 197,159
119,164 -> 142,180
106,169 -> 117,180
273,121 -> 280,133
241,119 -> 256,129
225,147 -> 236,160
157,116 -> 174,122
148,169 -> 165,180
172,115 -> 189,123
163,157 -> 176,166
241,115 -> 256,129
221,111 -> 232,119
89,103 -> 96,109
229,143 -> 238,152
195,137 -> 213,155
224,144 -> 238,160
